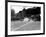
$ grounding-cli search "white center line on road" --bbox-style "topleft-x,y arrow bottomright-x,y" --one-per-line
13,20 -> 34,31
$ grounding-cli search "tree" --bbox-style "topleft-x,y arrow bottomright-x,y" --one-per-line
11,9 -> 15,16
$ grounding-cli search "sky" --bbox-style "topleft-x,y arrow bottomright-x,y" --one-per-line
11,5 -> 34,14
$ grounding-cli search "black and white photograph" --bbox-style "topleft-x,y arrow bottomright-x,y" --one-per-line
7,1 -> 45,35
11,6 -> 41,31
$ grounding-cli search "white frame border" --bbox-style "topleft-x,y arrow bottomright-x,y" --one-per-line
8,2 -> 43,35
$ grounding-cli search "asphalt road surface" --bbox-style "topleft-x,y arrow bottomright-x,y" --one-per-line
11,20 -> 40,31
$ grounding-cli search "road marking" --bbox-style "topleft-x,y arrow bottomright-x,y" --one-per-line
12,20 -> 34,31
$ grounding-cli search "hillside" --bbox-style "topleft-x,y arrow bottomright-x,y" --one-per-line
11,7 -> 41,21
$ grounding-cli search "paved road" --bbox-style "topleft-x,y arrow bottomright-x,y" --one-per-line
11,20 -> 40,31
